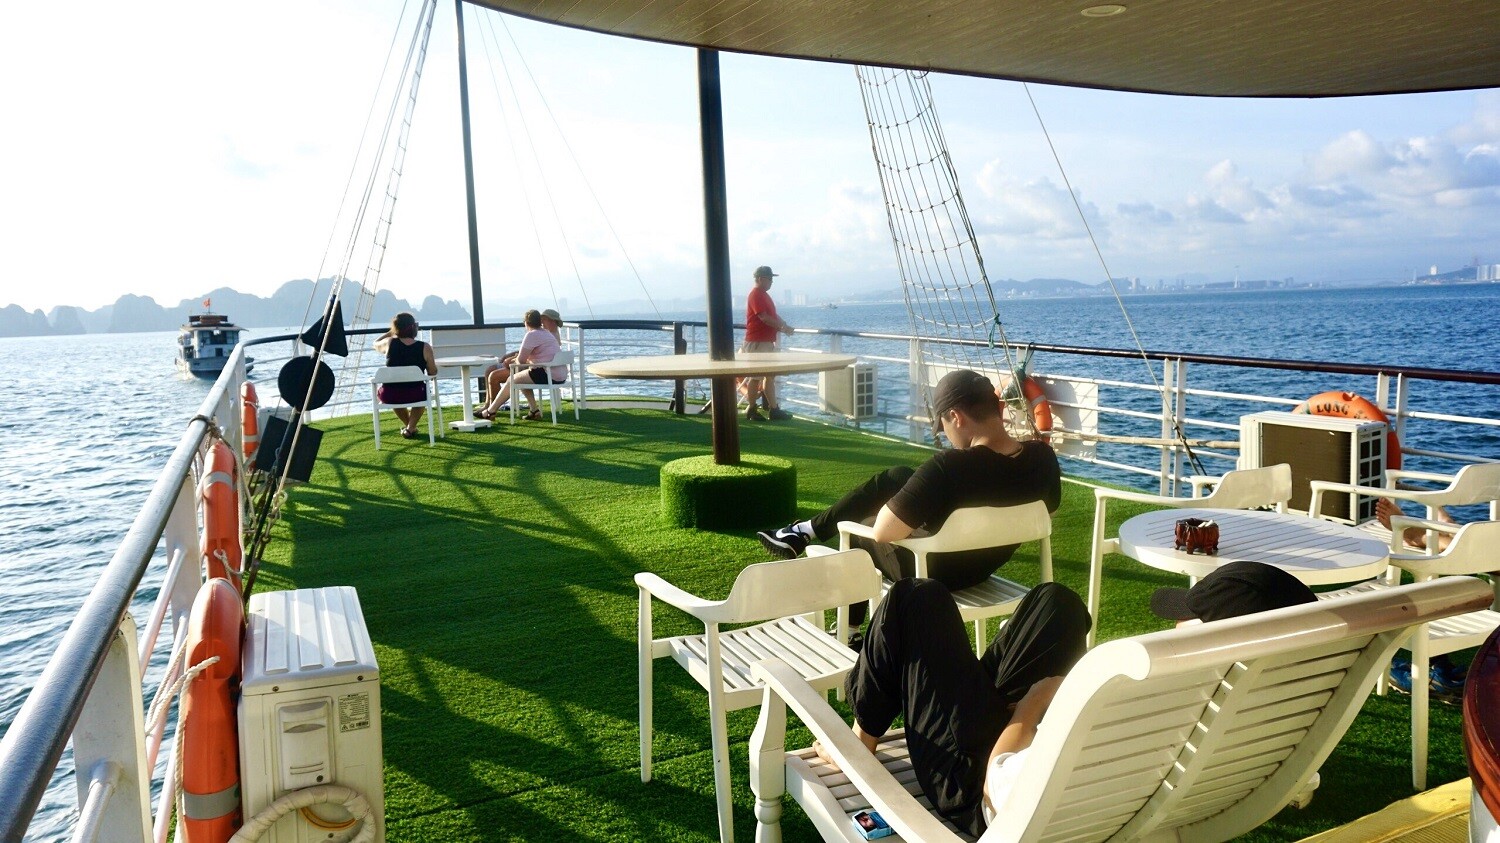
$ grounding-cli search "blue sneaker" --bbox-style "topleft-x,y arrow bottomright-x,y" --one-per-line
1430,658 -> 1467,698
1389,657 -> 1414,695
1388,655 -> 1464,702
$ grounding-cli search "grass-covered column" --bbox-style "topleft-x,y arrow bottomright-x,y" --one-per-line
661,455 -> 795,529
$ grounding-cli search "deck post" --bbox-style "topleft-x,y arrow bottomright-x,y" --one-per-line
71,615 -> 151,843
697,47 -> 740,464
454,0 -> 485,327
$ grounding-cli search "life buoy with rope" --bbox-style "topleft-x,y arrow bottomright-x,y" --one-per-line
1293,390 -> 1402,470
180,577 -> 244,842
1018,376 -> 1053,442
240,382 -> 260,463
200,440 -> 243,587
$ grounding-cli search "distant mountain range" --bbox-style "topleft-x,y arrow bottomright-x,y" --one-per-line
0,279 -> 471,338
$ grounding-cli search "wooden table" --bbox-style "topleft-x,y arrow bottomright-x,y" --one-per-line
436,355 -> 498,431
588,351 -> 856,464
1117,508 -> 1389,585
587,352 -> 856,380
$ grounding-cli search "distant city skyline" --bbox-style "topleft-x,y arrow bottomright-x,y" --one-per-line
2,0 -> 1495,316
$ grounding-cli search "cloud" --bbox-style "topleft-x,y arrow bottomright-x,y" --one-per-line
1117,201 -> 1173,225
972,162 -> 1104,241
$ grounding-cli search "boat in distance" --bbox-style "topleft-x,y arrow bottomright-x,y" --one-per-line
177,311 -> 248,379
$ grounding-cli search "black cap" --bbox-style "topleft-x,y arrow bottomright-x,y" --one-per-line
932,369 -> 997,418
1150,560 -> 1317,623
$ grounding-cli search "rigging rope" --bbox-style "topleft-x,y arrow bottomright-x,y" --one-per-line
856,67 -> 1028,436
1019,83 -> 1206,475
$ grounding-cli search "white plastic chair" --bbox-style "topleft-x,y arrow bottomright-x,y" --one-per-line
509,348 -> 578,424
832,500 -> 1052,655
1309,462 -> 1500,551
636,549 -> 882,843
747,577 -> 1494,843
370,366 -> 439,449
1088,463 -> 1292,644
1320,518 -> 1500,790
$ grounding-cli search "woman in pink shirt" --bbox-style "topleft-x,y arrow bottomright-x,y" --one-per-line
477,309 -> 566,421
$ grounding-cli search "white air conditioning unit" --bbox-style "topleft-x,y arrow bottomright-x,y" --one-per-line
820,362 -> 877,420
240,586 -> 384,842
1240,411 -> 1386,523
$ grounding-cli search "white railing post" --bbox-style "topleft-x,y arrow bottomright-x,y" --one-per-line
71,614 -> 152,843
574,325 -> 587,410
908,338 -> 924,443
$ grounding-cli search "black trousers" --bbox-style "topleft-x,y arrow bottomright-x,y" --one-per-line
845,578 -> 1091,837
811,465 -> 1012,623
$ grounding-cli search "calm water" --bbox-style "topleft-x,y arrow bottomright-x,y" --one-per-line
2,285 -> 1498,838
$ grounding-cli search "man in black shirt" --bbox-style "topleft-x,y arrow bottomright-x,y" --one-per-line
758,369 -> 1061,606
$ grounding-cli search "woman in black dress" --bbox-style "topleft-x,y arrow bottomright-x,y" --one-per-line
374,312 -> 438,438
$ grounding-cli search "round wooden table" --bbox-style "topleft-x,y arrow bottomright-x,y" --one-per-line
587,351 -> 856,380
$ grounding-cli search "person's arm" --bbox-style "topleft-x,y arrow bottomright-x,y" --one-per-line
516,332 -> 540,365
373,330 -> 394,354
871,505 -> 917,543
756,309 -> 794,335
989,676 -> 1063,764
422,342 -> 437,376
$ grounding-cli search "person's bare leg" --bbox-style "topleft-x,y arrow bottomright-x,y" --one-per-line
763,376 -> 779,409
743,377 -> 764,409
522,387 -> 537,413
407,406 -> 424,434
1376,497 -> 1452,550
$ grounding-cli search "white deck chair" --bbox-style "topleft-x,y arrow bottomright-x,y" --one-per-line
1088,463 -> 1293,644
509,348 -> 579,424
1309,462 -> 1500,551
636,549 -> 883,843
747,576 -> 1494,843
832,501 -> 1052,655
370,366 -> 440,449
1317,518 -> 1500,790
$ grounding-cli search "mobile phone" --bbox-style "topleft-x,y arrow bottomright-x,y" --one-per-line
851,809 -> 894,839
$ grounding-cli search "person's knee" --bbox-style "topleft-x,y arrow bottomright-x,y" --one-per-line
882,465 -> 916,485
1029,582 -> 1091,630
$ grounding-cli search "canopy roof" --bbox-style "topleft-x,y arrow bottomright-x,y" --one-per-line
471,0 -> 1498,97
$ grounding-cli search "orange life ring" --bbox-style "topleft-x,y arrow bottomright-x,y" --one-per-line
996,376 -> 1054,442
240,382 -> 259,463
1293,390 -> 1402,470
180,578 -> 244,842
199,440 -> 242,587
1020,376 -> 1054,441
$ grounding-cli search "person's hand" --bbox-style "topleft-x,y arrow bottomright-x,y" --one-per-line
1015,675 -> 1064,722
781,323 -> 794,336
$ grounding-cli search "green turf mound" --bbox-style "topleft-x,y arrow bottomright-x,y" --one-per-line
660,454 -> 796,529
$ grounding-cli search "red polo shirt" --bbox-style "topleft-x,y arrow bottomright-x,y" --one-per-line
745,286 -> 778,343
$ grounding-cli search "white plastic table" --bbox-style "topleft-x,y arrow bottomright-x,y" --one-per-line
436,355 -> 498,431
1117,507 -> 1389,585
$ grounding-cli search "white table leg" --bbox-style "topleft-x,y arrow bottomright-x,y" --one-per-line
450,364 -> 491,431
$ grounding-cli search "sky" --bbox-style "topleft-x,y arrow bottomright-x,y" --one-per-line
2,0 -> 1496,317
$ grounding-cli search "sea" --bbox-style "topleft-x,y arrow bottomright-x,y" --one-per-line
2,283 -> 1499,838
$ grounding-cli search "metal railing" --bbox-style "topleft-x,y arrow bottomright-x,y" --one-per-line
3,319 -> 1497,841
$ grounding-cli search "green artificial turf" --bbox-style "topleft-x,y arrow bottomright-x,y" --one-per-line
254,408 -> 1470,842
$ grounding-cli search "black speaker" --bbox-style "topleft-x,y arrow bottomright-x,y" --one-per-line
254,415 -> 323,482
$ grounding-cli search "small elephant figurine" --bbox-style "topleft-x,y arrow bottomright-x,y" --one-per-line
1174,518 -> 1220,555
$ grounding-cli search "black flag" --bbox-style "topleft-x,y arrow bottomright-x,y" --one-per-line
299,295 -> 348,357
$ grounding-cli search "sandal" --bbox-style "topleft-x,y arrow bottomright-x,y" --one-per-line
475,408 -> 494,420
400,428 -> 417,439
526,409 -> 543,422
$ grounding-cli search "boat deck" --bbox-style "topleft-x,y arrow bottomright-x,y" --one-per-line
259,407 -> 1473,841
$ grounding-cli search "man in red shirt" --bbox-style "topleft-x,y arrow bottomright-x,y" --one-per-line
742,265 -> 795,421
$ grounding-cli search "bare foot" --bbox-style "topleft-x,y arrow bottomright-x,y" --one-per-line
1376,497 -> 1452,551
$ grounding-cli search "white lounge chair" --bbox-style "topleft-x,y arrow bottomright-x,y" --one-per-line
748,576 -> 1493,843
636,549 -> 883,843
832,500 -> 1052,655
1088,463 -> 1293,644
